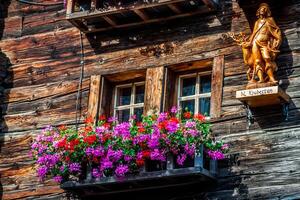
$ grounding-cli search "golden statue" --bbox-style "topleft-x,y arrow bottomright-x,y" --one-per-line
229,3 -> 282,88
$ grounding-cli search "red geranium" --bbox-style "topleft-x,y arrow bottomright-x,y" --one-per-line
58,125 -> 67,131
85,116 -> 94,124
84,135 -> 97,145
183,112 -> 192,119
136,159 -> 145,167
194,113 -> 206,121
158,121 -> 167,130
99,115 -> 106,121
57,138 -> 67,148
142,150 -> 151,159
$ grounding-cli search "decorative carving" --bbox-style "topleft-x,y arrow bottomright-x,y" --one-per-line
139,42 -> 176,57
229,3 -> 282,89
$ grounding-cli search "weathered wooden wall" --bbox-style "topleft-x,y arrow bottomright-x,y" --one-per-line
0,0 -> 299,199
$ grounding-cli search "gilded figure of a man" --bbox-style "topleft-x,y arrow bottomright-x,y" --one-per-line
231,3 -> 282,85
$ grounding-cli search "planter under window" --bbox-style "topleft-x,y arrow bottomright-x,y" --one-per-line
61,146 -> 218,197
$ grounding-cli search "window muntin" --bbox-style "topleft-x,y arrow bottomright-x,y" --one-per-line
114,82 -> 145,122
178,72 -> 211,116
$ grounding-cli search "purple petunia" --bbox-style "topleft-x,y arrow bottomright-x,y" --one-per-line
115,164 -> 129,177
69,163 -> 81,173
150,149 -> 166,161
207,150 -> 225,160
53,175 -> 63,183
176,154 -> 187,166
113,122 -> 131,139
171,106 -> 178,113
37,166 -> 48,180
92,168 -> 102,178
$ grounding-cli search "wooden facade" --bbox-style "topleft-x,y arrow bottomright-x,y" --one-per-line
0,0 -> 300,199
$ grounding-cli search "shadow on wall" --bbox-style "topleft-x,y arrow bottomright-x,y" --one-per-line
86,0 -> 233,56
0,0 -> 12,199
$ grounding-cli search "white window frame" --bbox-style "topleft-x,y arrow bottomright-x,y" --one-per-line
113,81 -> 145,120
177,71 -> 212,116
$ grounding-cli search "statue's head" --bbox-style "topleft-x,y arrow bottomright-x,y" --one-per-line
256,3 -> 272,18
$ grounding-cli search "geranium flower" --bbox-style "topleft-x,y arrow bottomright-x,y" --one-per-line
84,135 -> 97,145
194,113 -> 206,121
183,112 -> 192,119
85,116 -> 94,124
115,164 -> 129,177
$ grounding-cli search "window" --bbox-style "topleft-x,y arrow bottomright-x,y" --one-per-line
178,72 -> 211,116
114,82 -> 145,122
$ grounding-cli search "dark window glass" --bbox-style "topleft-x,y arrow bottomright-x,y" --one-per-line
199,98 -> 210,115
117,87 -> 131,106
117,109 -> 130,122
199,75 -> 211,93
134,107 -> 144,122
181,77 -> 196,96
135,85 -> 145,104
181,100 -> 195,113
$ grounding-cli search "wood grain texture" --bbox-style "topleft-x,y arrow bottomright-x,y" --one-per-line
144,66 -> 164,115
87,75 -> 101,121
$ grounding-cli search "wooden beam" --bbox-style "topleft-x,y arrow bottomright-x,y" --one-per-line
210,55 -> 224,118
167,4 -> 182,14
69,19 -> 88,31
134,9 -> 150,21
66,0 -> 74,15
86,7 -> 209,33
91,0 -> 99,11
102,16 -> 117,27
201,0 -> 218,10
87,75 -> 102,121
144,66 -> 165,115
67,0 -> 187,20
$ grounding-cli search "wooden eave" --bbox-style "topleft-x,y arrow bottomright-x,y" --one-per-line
66,0 -> 219,34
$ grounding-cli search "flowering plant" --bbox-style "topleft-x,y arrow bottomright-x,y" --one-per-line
31,107 -> 229,183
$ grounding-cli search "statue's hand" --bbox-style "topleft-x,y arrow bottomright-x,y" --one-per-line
241,42 -> 251,48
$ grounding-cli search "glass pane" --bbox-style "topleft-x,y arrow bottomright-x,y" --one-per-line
200,75 -> 211,93
117,87 -> 131,106
180,100 -> 195,113
134,107 -> 144,122
199,98 -> 210,116
116,109 -> 130,122
181,77 -> 196,97
135,85 -> 145,104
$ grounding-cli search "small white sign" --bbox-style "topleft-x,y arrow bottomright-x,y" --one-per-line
236,86 -> 278,98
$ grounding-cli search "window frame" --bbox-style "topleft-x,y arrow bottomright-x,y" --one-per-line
113,81 -> 145,121
177,71 -> 212,116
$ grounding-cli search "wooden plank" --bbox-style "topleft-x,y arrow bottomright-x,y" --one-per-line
102,16 -> 117,27
66,0 -> 74,15
134,9 -> 150,21
87,75 -> 102,121
144,66 -> 165,115
66,0 -> 188,20
91,0 -> 99,10
202,0 -> 218,10
210,55 -> 224,118
86,7 -> 209,33
167,4 -> 182,14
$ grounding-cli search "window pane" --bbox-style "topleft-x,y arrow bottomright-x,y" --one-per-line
180,100 -> 195,113
200,75 -> 211,93
134,107 -> 144,122
117,87 -> 131,106
135,85 -> 145,104
199,98 -> 210,116
116,109 -> 130,122
181,77 -> 196,97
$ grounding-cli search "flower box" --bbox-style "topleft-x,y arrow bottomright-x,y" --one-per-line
31,106 -> 228,191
